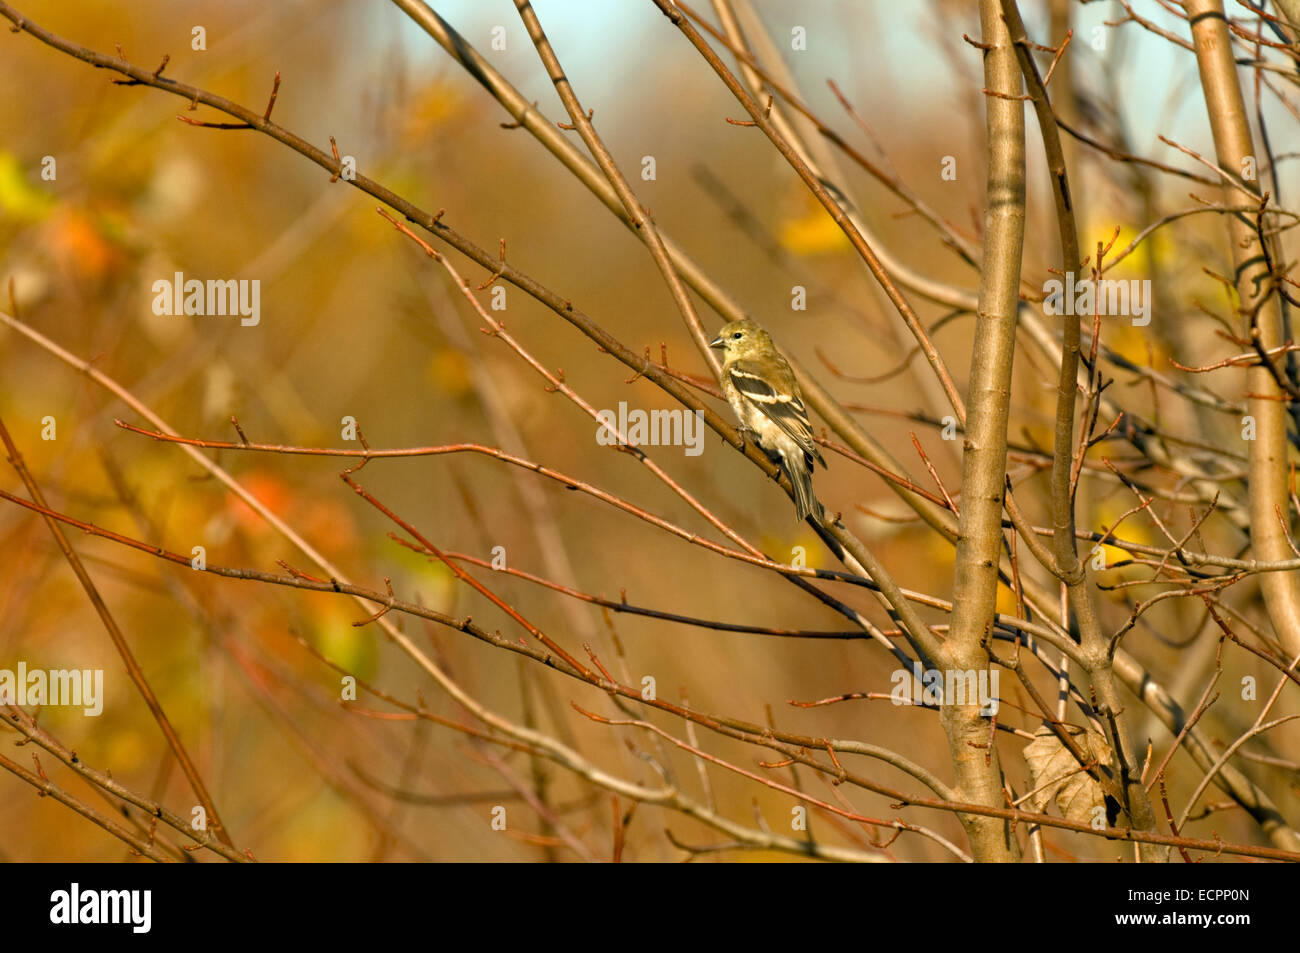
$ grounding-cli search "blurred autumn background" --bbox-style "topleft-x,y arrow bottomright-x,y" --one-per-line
1,0 -> 1298,863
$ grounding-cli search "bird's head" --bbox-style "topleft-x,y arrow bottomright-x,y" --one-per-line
708,319 -> 772,360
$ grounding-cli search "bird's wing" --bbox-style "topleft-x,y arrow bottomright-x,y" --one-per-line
726,359 -> 825,466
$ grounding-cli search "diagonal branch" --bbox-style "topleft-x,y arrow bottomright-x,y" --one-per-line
0,417 -> 237,850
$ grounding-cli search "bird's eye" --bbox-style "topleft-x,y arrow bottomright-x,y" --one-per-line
732,332 -> 742,339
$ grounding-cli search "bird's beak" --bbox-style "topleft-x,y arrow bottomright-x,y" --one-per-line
708,334 -> 725,349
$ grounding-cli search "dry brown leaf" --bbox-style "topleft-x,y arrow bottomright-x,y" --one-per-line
1023,724 -> 1115,824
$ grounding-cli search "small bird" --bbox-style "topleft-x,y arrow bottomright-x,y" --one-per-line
709,318 -> 826,523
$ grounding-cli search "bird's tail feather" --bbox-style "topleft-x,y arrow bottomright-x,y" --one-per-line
783,452 -> 824,525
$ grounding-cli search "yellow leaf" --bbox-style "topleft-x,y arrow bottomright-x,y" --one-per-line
306,601 -> 378,682
995,583 -> 1019,618
427,347 -> 475,397
1106,320 -> 1167,371
780,205 -> 849,256
0,152 -> 54,222
761,531 -> 823,570
1090,496 -> 1161,580
401,79 -> 466,141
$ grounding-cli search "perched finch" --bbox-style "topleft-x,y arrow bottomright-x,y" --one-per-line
709,319 -> 826,523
